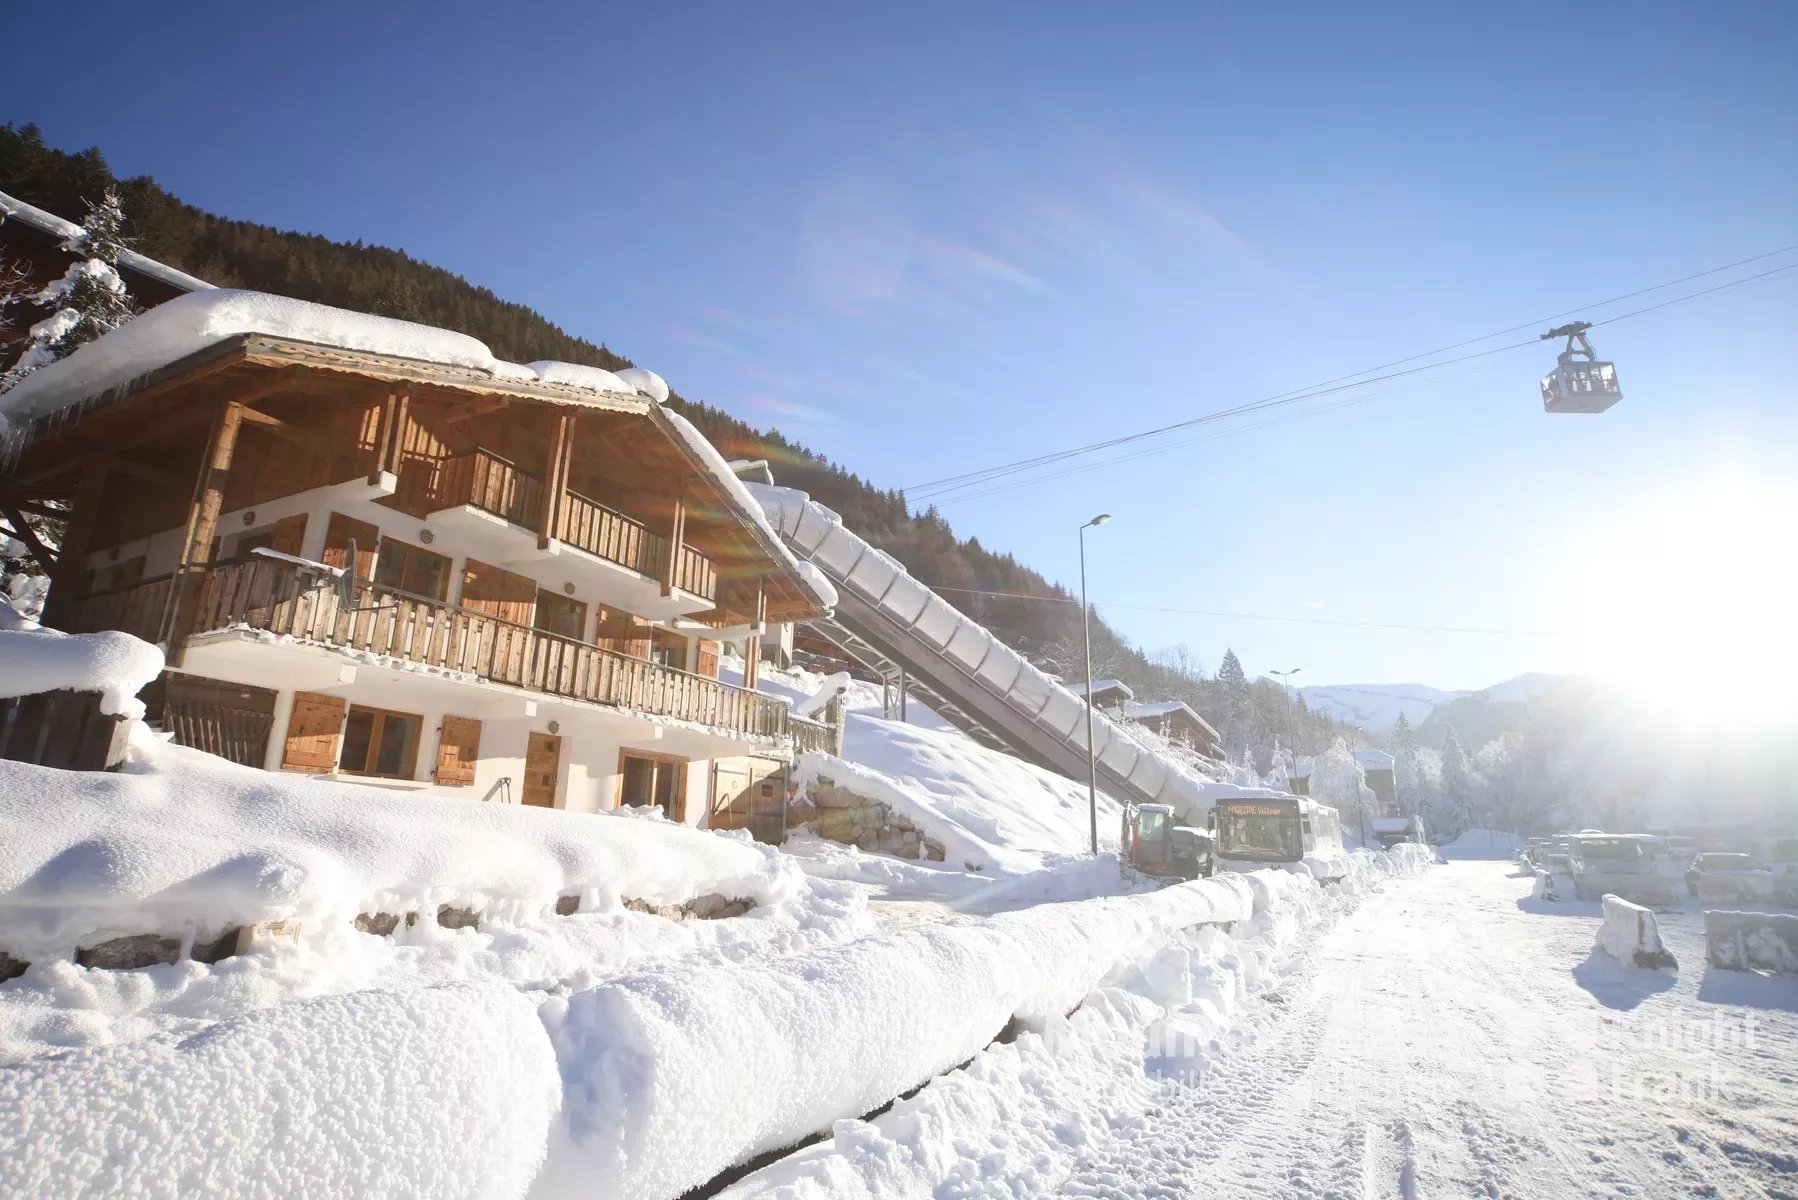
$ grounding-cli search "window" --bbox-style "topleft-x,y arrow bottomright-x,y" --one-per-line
339,705 -> 423,779
650,629 -> 687,670
234,529 -> 279,562
620,751 -> 686,819
375,537 -> 450,600
535,589 -> 588,641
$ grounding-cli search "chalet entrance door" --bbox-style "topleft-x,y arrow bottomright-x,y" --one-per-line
523,731 -> 562,807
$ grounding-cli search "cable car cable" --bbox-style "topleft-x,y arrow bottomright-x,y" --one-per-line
903,246 -> 1798,501
906,255 -> 1798,502
920,583 -> 1568,637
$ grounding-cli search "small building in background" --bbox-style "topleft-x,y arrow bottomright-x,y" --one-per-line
1067,678 -> 1134,708
1116,700 -> 1221,759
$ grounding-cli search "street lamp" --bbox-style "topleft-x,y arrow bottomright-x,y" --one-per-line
1079,513 -> 1111,854
1270,667 -> 1301,780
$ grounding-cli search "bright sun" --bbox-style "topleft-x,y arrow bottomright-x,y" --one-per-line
1555,478 -> 1798,719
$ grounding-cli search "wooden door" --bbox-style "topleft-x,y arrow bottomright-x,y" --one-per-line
523,731 -> 562,807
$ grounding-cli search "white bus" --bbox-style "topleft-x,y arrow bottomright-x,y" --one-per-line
1209,793 -> 1349,881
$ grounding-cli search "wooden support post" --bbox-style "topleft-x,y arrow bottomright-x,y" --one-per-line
662,485 -> 687,596
539,411 -> 573,549
162,401 -> 245,666
37,460 -> 108,631
368,388 -> 409,484
743,579 -> 766,690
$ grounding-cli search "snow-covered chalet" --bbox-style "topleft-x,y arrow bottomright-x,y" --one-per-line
0,290 -> 837,831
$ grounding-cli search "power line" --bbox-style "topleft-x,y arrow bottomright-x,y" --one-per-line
904,247 -> 1798,503
924,583 -> 1569,637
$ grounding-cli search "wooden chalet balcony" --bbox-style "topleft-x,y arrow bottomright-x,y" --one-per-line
62,559 -> 788,740
437,449 -> 717,602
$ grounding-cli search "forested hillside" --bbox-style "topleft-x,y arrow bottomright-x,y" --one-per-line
0,121 -> 1367,764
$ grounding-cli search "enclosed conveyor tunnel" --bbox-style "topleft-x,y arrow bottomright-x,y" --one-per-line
746,481 -> 1215,821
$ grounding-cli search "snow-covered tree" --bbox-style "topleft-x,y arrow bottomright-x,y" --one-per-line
1,189 -> 136,390
1310,737 -> 1368,838
1434,726 -> 1481,838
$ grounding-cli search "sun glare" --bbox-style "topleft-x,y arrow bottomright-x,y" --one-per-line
1556,478 -> 1798,721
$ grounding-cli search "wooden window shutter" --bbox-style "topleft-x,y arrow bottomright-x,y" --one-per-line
434,715 -> 482,787
695,639 -> 721,679
272,513 -> 308,556
462,559 -> 537,626
282,692 -> 347,773
322,512 -> 378,577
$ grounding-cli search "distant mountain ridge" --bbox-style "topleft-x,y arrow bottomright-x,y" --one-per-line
1299,674 -> 1569,739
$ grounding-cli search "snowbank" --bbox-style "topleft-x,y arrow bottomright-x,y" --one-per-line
530,875 -> 1256,1199
0,625 -> 163,717
0,981 -> 560,1200
1595,894 -> 1676,970
794,725 -> 1126,873
0,737 -> 804,961
716,845 -> 1431,1199
1704,909 -> 1798,974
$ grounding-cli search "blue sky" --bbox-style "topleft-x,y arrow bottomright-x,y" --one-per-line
4,1 -> 1794,691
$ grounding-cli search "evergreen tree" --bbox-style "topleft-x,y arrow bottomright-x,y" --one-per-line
1217,649 -> 1247,690
2,188 -> 136,388
1436,726 -> 1480,837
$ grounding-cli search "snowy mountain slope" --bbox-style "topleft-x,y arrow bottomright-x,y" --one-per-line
1295,683 -> 1463,732
1298,673 -> 1571,734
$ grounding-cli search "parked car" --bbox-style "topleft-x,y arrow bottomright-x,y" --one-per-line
1567,835 -> 1675,903
1686,852 -> 1775,902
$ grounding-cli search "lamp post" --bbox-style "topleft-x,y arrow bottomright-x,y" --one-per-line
1079,513 -> 1111,854
1270,667 -> 1301,782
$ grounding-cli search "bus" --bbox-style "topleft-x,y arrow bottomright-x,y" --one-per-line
1208,793 -> 1349,881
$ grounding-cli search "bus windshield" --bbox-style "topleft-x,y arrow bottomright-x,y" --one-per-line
1215,804 -> 1302,861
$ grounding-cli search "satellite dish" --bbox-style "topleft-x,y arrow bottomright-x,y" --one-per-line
337,537 -> 361,609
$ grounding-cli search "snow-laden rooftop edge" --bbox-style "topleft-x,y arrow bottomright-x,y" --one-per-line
0,289 -> 673,434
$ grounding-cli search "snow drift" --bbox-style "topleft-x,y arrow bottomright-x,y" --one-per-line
530,875 -> 1257,1199
0,981 -> 559,1200
0,738 -> 804,962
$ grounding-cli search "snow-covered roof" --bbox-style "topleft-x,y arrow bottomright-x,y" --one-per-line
0,188 -> 215,295
0,290 -> 685,443
1119,700 -> 1218,735
727,459 -> 775,485
1370,816 -> 1413,832
1067,678 -> 1134,701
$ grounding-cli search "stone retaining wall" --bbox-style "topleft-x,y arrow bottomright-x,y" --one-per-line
792,775 -> 947,862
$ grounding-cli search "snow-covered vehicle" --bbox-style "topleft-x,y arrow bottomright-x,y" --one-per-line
1123,803 -> 1213,882
1209,794 -> 1348,882
1686,853 -> 1776,903
1566,835 -> 1677,904
1369,814 -> 1428,848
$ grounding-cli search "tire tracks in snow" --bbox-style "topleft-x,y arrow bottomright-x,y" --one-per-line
1053,864 -> 1797,1200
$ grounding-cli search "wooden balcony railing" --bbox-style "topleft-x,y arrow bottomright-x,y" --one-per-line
439,448 -> 544,529
436,450 -> 718,602
559,489 -> 662,578
63,559 -> 788,741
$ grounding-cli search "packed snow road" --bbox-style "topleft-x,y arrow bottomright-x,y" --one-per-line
1057,859 -> 1798,1200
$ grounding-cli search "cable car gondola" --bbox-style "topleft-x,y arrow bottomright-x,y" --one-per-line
1539,321 -> 1621,413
